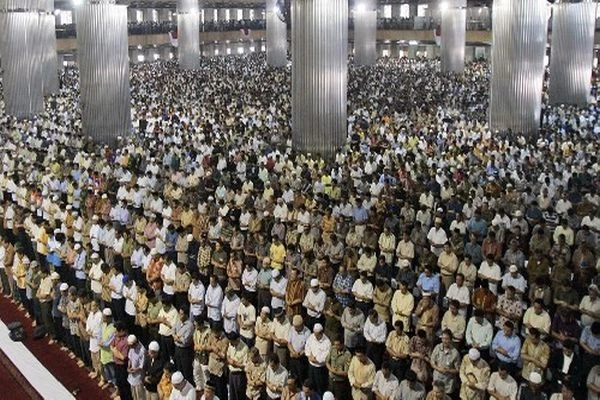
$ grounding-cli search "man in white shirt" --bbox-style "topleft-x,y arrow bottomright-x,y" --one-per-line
269,269 -> 287,310
170,371 -> 196,400
188,272 -> 205,318
372,361 -> 400,400
427,218 -> 448,256
487,362 -> 518,400
445,273 -> 470,316
304,323 -> 331,394
478,255 -> 501,295
221,287 -> 241,334
204,275 -> 223,323
303,278 -> 327,330
237,294 -> 256,345
363,309 -> 387,369
465,309 -> 494,353
161,259 -> 177,299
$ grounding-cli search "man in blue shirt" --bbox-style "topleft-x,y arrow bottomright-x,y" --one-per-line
491,321 -> 521,372
416,265 -> 440,297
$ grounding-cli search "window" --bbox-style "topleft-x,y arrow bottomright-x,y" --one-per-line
59,10 -> 72,25
383,5 -> 391,18
417,5 -> 428,17
400,4 -> 409,18
135,10 -> 143,23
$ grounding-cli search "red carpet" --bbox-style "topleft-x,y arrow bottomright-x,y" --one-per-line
0,347 -> 43,400
0,296 -> 111,400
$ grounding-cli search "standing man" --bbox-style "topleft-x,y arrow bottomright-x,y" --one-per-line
227,331 -> 249,400
348,347 -> 376,400
173,304 -> 194,385
326,336 -> 352,399
127,334 -> 146,400
288,315 -> 310,384
305,323 -> 331,394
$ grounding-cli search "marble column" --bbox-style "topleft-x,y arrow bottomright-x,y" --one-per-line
253,8 -> 264,20
353,0 -> 377,65
408,45 -> 418,58
158,8 -> 172,22
0,0 -> 44,118
127,8 -> 137,22
489,0 -> 548,134
409,3 -> 418,18
242,8 -> 251,19
76,0 -> 131,145
440,0 -> 466,73
204,8 -> 215,22
160,46 -> 172,60
548,1 -> 596,105
143,8 -> 155,22
217,8 -> 227,21
266,0 -> 287,66
41,0 -> 59,95
177,0 -> 200,69
292,0 -> 348,156
391,4 -> 402,19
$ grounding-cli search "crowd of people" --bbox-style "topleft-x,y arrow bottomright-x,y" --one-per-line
0,53 -> 599,400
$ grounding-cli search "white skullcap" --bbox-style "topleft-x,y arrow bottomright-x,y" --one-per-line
102,308 -> 112,316
74,244 -> 81,250
313,323 -> 323,333
150,248 -> 158,255
59,283 -> 69,291
50,272 -> 60,280
148,341 -> 160,352
127,335 -> 137,345
468,348 -> 480,360
171,371 -> 184,385
261,306 -> 270,314
310,278 -> 319,287
91,253 -> 99,259
529,372 -> 542,384
323,392 -> 335,400
509,265 -> 518,273
186,234 -> 193,242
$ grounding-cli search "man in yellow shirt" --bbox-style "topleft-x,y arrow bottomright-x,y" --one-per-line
348,347 -> 375,400
269,236 -> 286,270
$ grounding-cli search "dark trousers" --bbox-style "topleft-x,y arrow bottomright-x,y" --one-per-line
228,370 -> 246,400
308,365 -> 328,395
389,357 -> 409,381
209,373 -> 227,400
366,342 -> 385,370
0,269 -> 10,295
160,334 -> 175,363
111,298 -> 126,323
305,315 -> 324,332
289,355 -> 308,384
257,289 -> 271,310
40,301 -> 56,338
329,378 -> 351,400
115,363 -> 133,400
174,346 -> 194,384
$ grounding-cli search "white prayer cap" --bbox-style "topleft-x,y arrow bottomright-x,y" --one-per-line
59,283 -> 69,291
509,265 -> 518,273
313,323 -> 323,333
102,308 -> 112,316
468,348 -> 480,360
171,371 -> 184,385
310,278 -> 319,287
261,306 -> 270,314
127,335 -> 137,345
148,341 -> 160,352
529,372 -> 542,384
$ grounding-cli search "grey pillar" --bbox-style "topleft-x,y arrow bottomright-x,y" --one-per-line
266,0 -> 287,66
57,53 -> 65,70
158,9 -> 172,22
42,0 -> 59,95
440,0 -> 466,73
465,46 -> 475,63
489,0 -> 548,134
76,0 -> 131,145
143,8 -> 155,22
292,0 -> 348,156
549,1 -> 596,106
426,45 -> 437,59
253,8 -> 264,20
127,8 -> 137,22
177,0 -> 200,70
204,8 -> 215,22
0,1 -> 44,118
242,8 -> 251,19
409,3 -> 418,18
408,45 -> 418,58
217,8 -> 227,21
391,43 -> 400,58
353,0 -> 377,65
391,4 -> 402,19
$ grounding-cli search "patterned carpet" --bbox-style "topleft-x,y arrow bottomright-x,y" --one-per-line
0,296 -> 111,400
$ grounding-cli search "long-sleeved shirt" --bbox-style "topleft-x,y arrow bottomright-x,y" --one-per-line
127,344 -> 146,386
491,331 -> 521,364
303,289 -> 326,318
304,334 -> 331,367
205,284 -> 223,321
363,318 -> 387,343
465,318 -> 493,349
174,319 -> 194,347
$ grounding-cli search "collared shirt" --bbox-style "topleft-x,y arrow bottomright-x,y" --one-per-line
266,365 -> 288,399
303,289 -> 326,318
373,371 -> 399,398
288,326 -> 311,353
385,331 -> 409,359
270,277 -> 287,309
332,272 -> 354,307
227,341 -> 249,372
431,344 -> 461,393
238,302 -> 256,339
394,380 -> 425,400
158,306 -> 179,337
348,357 -> 376,389
459,356 -> 490,400
188,281 -> 205,316
205,284 -> 223,321
174,319 -> 194,347
491,331 -> 521,364
465,318 -> 493,348
326,347 -> 352,381
352,279 -> 373,301
222,295 -> 241,333
416,273 -> 440,294
441,311 -> 466,340
127,344 -> 146,386
304,334 -> 331,367
487,371 -> 517,400
363,318 -> 387,343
